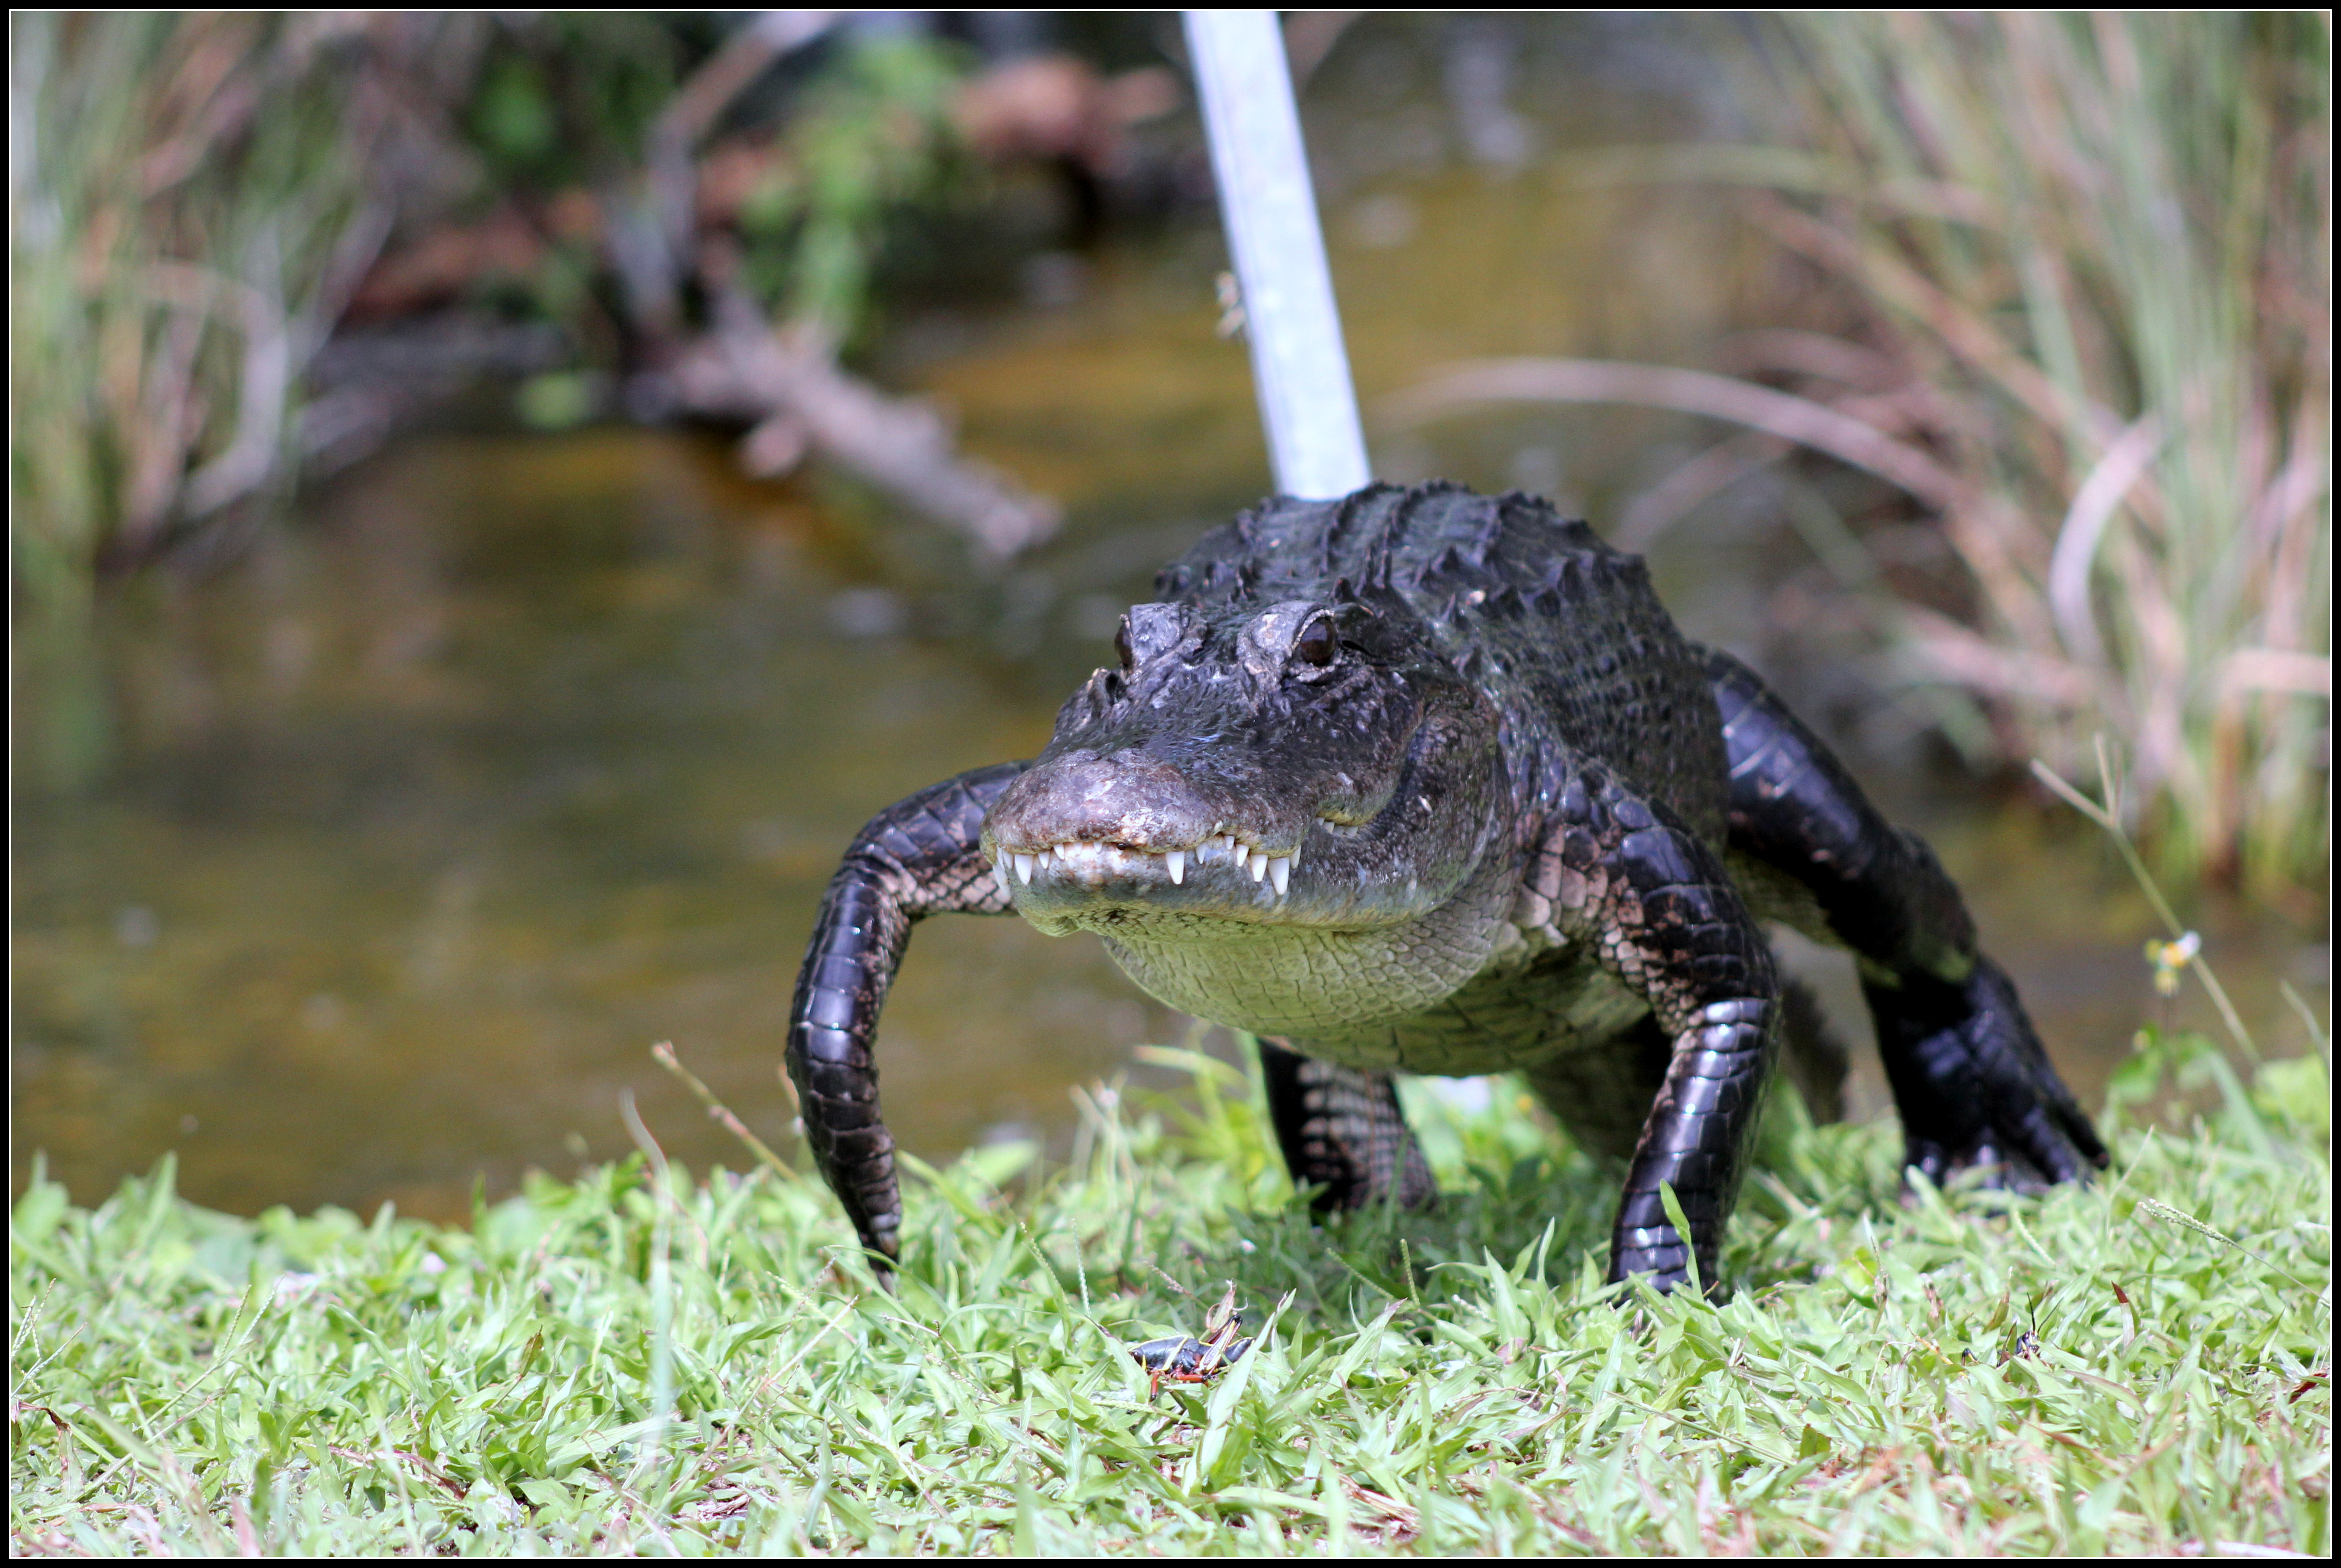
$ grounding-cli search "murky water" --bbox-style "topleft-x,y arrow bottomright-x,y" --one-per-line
13,17 -> 2324,1222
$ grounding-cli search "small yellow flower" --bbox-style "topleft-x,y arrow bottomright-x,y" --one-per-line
2143,930 -> 2201,996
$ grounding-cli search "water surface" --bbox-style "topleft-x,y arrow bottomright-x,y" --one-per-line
14,17 -> 2323,1222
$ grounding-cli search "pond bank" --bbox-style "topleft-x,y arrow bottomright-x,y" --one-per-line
8,1052 -> 2328,1554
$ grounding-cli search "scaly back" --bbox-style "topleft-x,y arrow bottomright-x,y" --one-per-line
1158,482 -> 1728,845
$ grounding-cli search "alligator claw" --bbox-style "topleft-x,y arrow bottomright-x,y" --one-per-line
1871,954 -> 2109,1191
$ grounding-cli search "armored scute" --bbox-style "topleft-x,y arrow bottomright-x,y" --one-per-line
787,483 -> 2105,1293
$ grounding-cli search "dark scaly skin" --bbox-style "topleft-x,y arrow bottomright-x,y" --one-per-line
785,763 -> 1026,1264
784,483 -> 2106,1291
1257,1038 -> 1438,1211
1527,764 -> 1781,1288
1706,650 -> 2107,1184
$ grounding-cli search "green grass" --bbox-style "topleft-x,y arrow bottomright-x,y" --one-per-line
9,1034 -> 2328,1555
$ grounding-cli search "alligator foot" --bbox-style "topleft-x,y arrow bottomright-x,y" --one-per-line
1256,1038 -> 1438,1212
1868,954 -> 2109,1190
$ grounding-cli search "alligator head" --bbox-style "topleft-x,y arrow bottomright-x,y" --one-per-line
980,591 -> 1514,1041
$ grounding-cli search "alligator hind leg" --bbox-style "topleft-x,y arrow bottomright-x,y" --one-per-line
1702,648 -> 2108,1186
1255,1039 -> 1437,1211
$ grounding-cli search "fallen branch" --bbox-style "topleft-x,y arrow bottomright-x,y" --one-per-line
670,288 -> 1060,558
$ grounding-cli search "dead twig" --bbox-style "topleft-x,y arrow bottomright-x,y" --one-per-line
673,288 -> 1059,556
1378,356 -> 1962,511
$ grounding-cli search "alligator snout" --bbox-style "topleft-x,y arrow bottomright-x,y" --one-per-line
982,750 -> 1306,914
985,752 -> 1207,857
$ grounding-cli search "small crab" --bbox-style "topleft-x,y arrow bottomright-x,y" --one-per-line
1129,1280 -> 1252,1398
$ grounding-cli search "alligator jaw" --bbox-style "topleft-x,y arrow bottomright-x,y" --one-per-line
990,833 -> 1301,903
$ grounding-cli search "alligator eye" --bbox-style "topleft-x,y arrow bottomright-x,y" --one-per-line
1114,619 -> 1136,672
1293,618 -> 1337,667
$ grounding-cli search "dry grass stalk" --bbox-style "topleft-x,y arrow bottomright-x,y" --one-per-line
12,14 -> 411,601
1385,16 -> 2326,893
1766,13 -> 2328,891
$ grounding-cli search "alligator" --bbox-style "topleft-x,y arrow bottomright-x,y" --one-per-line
786,482 -> 2107,1294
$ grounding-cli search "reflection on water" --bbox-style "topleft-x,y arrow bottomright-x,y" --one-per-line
13,431 -> 1202,1221
13,17 -> 2324,1222
14,427 -> 2319,1226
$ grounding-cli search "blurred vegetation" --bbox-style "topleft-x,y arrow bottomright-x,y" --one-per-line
1760,13 -> 2328,893
463,16 -> 712,190
12,13 -> 2326,898
9,13 -> 972,619
729,39 -> 967,339
11,13 -> 379,612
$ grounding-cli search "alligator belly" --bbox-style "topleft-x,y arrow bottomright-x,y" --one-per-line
1340,949 -> 1651,1077
1109,923 -> 1652,1081
1094,876 -> 1516,1047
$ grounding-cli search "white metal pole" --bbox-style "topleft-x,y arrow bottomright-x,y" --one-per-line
1183,11 -> 1370,501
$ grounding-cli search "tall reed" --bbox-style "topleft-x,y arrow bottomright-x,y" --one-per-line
1764,14 -> 2328,892
11,14 -> 385,609
8,14 -> 972,615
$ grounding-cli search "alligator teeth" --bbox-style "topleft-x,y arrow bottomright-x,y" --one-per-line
998,837 -> 1294,891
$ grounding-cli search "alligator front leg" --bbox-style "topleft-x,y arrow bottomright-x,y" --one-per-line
786,762 -> 1028,1273
1535,768 -> 1781,1295
1702,648 -> 2108,1187
1256,1038 -> 1437,1212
